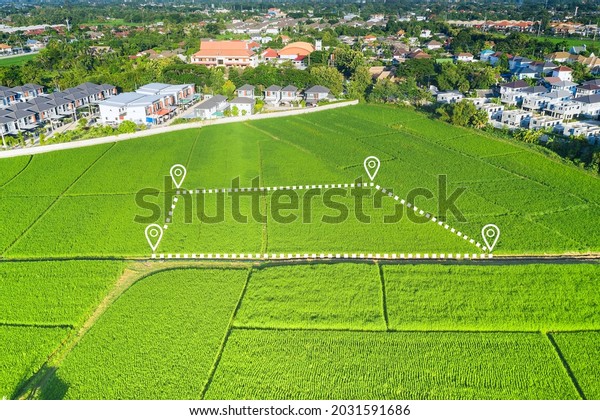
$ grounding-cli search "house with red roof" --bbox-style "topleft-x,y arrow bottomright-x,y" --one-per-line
553,66 -> 573,82
191,40 -> 258,68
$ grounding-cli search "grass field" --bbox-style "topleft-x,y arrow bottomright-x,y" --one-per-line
0,54 -> 36,67
1,104 -> 599,400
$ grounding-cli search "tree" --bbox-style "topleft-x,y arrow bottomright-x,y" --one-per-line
117,120 -> 138,134
308,66 -> 344,97
231,105 -> 239,117
333,47 -> 364,78
368,79 -> 398,103
346,65 -> 371,100
221,80 -> 236,99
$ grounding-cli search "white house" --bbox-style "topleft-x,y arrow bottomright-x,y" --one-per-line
529,115 -> 562,130
546,100 -> 581,120
136,83 -> 195,106
99,92 -> 173,125
552,66 -> 574,82
455,52 -> 474,62
304,85 -> 332,104
477,103 -> 504,121
192,94 -> 229,119
236,84 -> 256,99
437,91 -> 465,104
573,94 -> 600,118
264,85 -> 282,104
500,80 -> 530,105
280,85 -> 300,103
228,96 -> 255,116
501,109 -> 532,127
426,40 -> 443,50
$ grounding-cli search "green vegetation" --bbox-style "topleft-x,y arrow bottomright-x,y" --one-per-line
0,261 -> 125,326
551,332 -> 600,400
0,326 -> 70,399
0,54 -> 36,67
384,265 -> 600,331
206,330 -> 577,400
45,268 -> 247,399
235,264 -> 385,330
0,104 -> 599,400
1,105 -> 598,258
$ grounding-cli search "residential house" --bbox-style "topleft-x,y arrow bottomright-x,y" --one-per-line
528,115 -> 562,130
479,49 -> 495,62
192,95 -> 228,119
477,103 -> 504,121
499,80 -> 530,105
549,80 -> 577,93
305,85 -> 332,104
0,87 -> 17,107
575,84 -> 600,97
522,90 -> 571,112
546,100 -> 581,120
573,95 -> 600,118
280,85 -> 300,103
437,91 -> 465,104
501,109 -> 532,127
509,56 -> 533,72
552,66 -> 573,82
514,67 -> 538,80
426,40 -> 443,50
561,121 -> 600,139
546,51 -> 572,63
455,52 -> 474,62
26,39 -> 44,51
236,84 -> 256,99
228,96 -> 255,115
264,85 -> 282,104
99,92 -> 174,125
0,43 -> 11,55
136,83 -> 196,105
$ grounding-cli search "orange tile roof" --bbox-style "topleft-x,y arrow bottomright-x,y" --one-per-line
193,40 -> 255,58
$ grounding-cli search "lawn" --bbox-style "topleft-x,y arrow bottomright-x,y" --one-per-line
0,54 -> 36,67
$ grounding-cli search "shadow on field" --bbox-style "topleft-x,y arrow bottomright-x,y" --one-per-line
13,365 -> 69,400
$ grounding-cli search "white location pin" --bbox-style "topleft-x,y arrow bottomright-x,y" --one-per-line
364,156 -> 381,181
145,224 -> 163,252
481,224 -> 500,252
170,164 -> 187,189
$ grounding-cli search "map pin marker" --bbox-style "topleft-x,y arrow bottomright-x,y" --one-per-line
145,224 -> 163,252
481,224 -> 500,252
364,156 -> 381,181
170,164 -> 187,189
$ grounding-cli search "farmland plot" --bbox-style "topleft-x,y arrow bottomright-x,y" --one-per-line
235,264 -> 385,330
0,261 -> 125,326
551,332 -> 600,399
205,330 -> 577,400
384,264 -> 600,331
45,268 -> 246,399
0,155 -> 30,187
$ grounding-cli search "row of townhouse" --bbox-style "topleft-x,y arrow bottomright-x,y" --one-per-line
237,84 -> 333,106
98,83 -> 197,125
188,84 -> 334,120
0,82 -> 116,138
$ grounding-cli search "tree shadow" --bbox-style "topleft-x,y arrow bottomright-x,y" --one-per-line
12,365 -> 69,400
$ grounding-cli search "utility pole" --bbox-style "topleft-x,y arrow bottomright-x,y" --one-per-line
65,18 -> 71,32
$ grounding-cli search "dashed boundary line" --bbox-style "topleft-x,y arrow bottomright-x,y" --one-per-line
156,180 -> 487,258
152,252 -> 493,260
